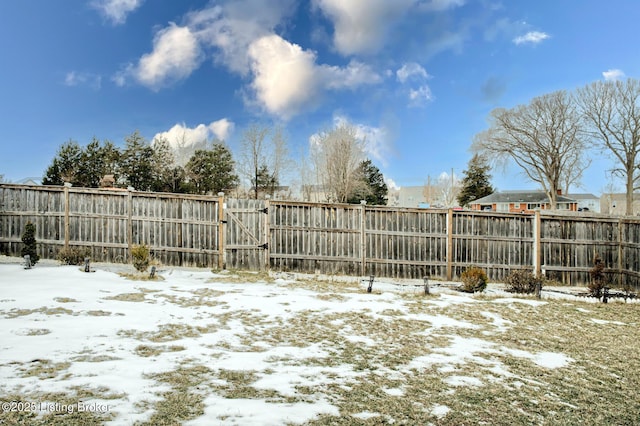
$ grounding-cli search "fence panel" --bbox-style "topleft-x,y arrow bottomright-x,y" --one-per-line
452,211 -> 534,281
540,214 -> 620,286
225,198 -> 267,270
269,202 -> 362,275
68,189 -> 129,262
364,207 -> 447,279
0,185 -> 65,259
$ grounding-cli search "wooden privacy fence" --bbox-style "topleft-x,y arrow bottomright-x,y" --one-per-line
1,184 -> 639,289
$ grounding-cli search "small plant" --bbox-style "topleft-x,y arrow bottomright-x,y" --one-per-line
505,269 -> 544,294
131,244 -> 151,272
589,253 -> 606,298
460,267 -> 488,293
21,222 -> 40,265
57,247 -> 91,265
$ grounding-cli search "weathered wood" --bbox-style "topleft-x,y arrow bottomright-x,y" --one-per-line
2,184 -> 640,289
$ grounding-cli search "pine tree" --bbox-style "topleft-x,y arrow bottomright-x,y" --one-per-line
457,154 -> 494,207
347,159 -> 388,205
21,222 -> 39,265
43,140 -> 82,186
120,131 -> 155,191
254,164 -> 278,197
185,143 -> 239,194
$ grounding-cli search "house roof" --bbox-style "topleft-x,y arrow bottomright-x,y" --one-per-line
472,190 -> 576,205
567,193 -> 598,201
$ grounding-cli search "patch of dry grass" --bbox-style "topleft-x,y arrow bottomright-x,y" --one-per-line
54,297 -> 79,303
117,273 -> 165,282
5,306 -> 75,318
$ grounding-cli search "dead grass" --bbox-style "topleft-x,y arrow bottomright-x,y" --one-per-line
134,344 -> 186,357
5,306 -> 75,318
19,359 -> 71,379
117,272 -> 165,282
54,297 -> 79,303
138,365 -> 210,425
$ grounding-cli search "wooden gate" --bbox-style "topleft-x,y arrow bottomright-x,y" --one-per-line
224,198 -> 268,270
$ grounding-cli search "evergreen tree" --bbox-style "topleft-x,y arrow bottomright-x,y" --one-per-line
120,131 -> 155,191
43,140 -> 82,185
185,143 -> 239,194
21,222 -> 39,265
150,136 -> 178,192
254,164 -> 279,198
43,139 -> 120,188
457,153 -> 495,207
77,138 -> 121,187
347,159 -> 388,205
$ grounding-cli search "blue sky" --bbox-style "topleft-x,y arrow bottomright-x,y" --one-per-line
0,0 -> 638,195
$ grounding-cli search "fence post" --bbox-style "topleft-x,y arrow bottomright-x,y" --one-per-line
127,187 -> 133,262
446,208 -> 453,281
264,196 -> 271,271
618,217 -> 623,287
218,192 -> 226,270
360,200 -> 367,276
533,211 -> 541,276
63,183 -> 71,250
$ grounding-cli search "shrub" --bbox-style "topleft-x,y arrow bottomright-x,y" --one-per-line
21,222 -> 39,265
131,244 -> 151,272
505,269 -> 543,294
589,253 -> 606,297
57,247 -> 91,265
460,267 -> 488,293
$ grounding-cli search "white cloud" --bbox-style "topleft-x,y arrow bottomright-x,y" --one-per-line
385,177 -> 401,191
187,1 -> 295,75
247,35 -> 381,119
396,63 -> 429,83
248,35 -> 322,119
323,60 -> 382,89
209,118 -> 235,141
133,24 -> 201,89
153,120 -> 235,149
409,85 -> 434,106
313,0 -> 414,55
64,71 -> 102,90
603,69 -> 625,81
396,63 -> 432,107
92,0 -> 144,25
513,31 -> 550,45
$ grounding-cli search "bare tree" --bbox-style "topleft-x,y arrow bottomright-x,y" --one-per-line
238,123 -> 291,199
472,90 -> 587,209
437,171 -> 462,207
576,78 -> 640,215
310,123 -> 367,203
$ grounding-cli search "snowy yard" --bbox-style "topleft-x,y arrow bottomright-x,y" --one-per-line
1,257 -> 639,425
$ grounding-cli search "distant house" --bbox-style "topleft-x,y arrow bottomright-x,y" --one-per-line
15,177 -> 42,186
569,193 -> 601,213
389,185 -> 449,208
600,193 -> 640,216
470,190 -> 578,213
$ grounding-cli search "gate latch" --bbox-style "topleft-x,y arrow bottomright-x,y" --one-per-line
258,243 -> 269,249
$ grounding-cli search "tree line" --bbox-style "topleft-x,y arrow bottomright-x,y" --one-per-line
41,123 -> 389,205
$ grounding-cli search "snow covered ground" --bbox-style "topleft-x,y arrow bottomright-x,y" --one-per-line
0,256 -> 626,425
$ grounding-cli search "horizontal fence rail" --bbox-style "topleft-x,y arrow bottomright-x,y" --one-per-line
1,184 -> 639,289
